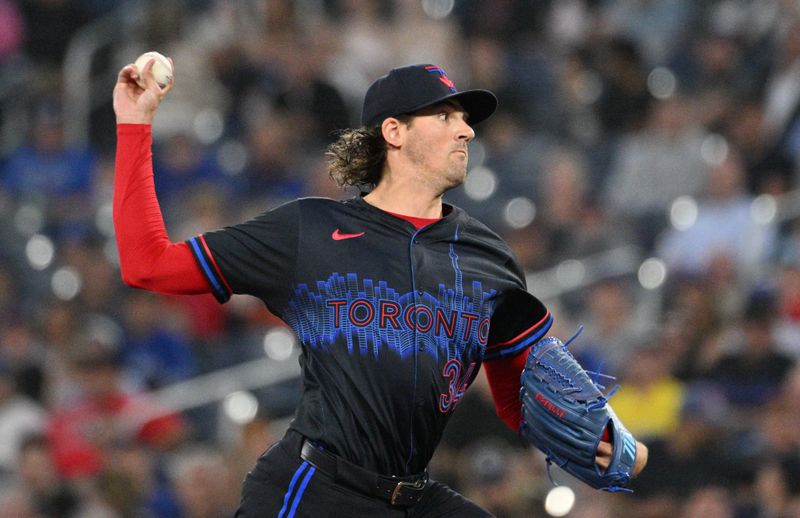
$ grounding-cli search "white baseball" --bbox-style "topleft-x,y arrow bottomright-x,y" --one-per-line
134,51 -> 173,88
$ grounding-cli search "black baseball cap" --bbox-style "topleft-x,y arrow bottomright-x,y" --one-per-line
361,64 -> 498,128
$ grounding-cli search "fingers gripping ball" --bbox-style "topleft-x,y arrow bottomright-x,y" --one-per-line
134,51 -> 173,88
519,334 -> 638,492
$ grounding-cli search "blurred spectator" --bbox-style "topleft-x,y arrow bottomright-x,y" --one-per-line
453,0 -> 550,46
723,98 -> 788,195
663,275 -> 727,381
632,382 -> 738,499
535,147 -> 623,264
226,411 -> 278,484
329,0 -> 395,104
706,291 -> 795,408
168,446 -> 240,517
751,459 -> 800,518
16,434 -> 79,518
679,485 -> 736,518
97,442 -> 180,518
762,19 -> 800,145
571,279 -> 650,374
60,241 -> 124,316
19,0 -> 90,69
611,345 -> 685,441
2,101 -> 95,202
152,132 -> 234,206
503,225 -> 552,272
590,37 -> 653,137
463,36 -> 517,118
47,334 -> 186,481
603,95 -> 708,250
121,291 -> 195,389
240,112 -> 309,204
774,261 -> 800,359
37,302 -> 83,408
0,483 -> 40,518
0,266 -> 20,328
0,358 -> 46,477
263,33 -> 352,147
598,0 -> 692,66
0,323 -> 45,404
655,147 -> 777,277
458,440 -> 530,517
675,28 -> 754,127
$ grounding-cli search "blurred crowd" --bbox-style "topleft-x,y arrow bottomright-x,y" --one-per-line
2,0 -> 800,516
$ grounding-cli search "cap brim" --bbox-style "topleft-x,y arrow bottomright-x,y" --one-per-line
408,89 -> 498,126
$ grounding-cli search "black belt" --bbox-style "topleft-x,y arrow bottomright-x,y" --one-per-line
299,438 -> 428,507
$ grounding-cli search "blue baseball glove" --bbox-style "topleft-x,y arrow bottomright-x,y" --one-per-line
519,334 -> 637,492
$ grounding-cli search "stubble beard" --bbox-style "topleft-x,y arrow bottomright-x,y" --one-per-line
444,158 -> 468,191
407,143 -> 468,195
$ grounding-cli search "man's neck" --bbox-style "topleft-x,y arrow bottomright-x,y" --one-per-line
363,179 -> 444,218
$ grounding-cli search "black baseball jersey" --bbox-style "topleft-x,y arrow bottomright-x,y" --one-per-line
187,196 -> 552,476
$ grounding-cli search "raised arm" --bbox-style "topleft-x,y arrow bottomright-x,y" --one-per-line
112,58 -> 211,295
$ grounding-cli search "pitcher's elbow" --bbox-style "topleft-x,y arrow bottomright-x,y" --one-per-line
119,263 -> 150,289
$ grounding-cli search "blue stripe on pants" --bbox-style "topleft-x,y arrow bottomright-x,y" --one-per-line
278,462 -> 309,518
287,466 -> 316,517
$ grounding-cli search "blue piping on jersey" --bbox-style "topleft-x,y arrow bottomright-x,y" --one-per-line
405,227 -> 426,472
484,314 -> 554,360
188,237 -> 224,294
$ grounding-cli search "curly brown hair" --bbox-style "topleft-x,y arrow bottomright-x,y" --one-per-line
325,127 -> 386,189
325,116 -> 411,189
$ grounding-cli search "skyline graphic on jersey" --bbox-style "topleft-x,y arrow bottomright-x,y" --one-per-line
284,272 -> 496,362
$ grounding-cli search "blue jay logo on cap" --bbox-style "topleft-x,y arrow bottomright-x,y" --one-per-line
424,65 -> 457,93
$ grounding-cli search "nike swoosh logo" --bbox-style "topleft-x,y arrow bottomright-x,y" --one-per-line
331,229 -> 365,241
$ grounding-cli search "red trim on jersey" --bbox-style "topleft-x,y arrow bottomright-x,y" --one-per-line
485,310 -> 551,350
483,346 -> 530,431
113,124 -> 210,295
384,210 -> 441,230
198,234 -> 233,294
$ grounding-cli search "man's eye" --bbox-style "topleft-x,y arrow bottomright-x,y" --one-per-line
439,112 -> 449,121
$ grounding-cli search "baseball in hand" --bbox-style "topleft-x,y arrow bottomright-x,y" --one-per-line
134,51 -> 173,88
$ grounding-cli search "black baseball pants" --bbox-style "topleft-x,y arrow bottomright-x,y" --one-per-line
234,429 -> 493,518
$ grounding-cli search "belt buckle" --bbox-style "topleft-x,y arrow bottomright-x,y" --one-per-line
389,477 -> 427,506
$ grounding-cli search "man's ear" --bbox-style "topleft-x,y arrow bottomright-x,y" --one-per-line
381,117 -> 406,148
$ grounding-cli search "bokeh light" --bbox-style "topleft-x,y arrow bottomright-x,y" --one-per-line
544,486 -> 575,517
263,328 -> 296,361
25,234 -> 55,270
223,391 -> 259,425
638,258 -> 668,290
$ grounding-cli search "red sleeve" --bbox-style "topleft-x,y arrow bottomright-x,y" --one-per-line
113,124 -> 210,295
483,346 -> 530,431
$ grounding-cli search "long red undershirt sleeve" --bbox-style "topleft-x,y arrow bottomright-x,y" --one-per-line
484,346 -> 612,442
113,124 -> 209,295
482,347 -> 530,432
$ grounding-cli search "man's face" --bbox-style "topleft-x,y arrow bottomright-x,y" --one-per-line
401,101 -> 475,193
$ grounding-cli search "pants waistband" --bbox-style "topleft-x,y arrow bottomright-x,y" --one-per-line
284,429 -> 428,507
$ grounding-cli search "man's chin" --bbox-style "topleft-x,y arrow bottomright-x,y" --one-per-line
442,169 -> 467,192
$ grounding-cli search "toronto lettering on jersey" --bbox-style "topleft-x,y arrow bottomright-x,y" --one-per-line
325,299 -> 489,342
285,272 -> 496,361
